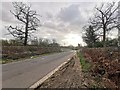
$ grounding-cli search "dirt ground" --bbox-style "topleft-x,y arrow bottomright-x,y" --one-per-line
36,48 -> 120,89
82,48 -> 120,88
36,56 -> 87,89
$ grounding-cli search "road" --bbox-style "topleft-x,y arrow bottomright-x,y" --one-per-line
2,51 -> 75,88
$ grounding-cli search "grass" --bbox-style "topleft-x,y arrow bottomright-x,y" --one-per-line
77,52 -> 91,72
90,84 -> 100,89
77,51 -> 104,88
77,51 -> 105,88
1,59 -> 18,64
0,59 -> 2,64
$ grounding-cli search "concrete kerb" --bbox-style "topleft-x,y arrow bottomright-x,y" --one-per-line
28,54 -> 76,90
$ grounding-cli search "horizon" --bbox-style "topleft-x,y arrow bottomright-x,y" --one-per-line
1,2 -> 119,46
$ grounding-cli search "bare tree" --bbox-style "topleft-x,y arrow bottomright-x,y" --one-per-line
89,2 -> 119,47
118,1 -> 120,50
7,2 -> 40,46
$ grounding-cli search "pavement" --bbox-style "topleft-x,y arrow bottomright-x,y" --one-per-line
2,51 -> 75,88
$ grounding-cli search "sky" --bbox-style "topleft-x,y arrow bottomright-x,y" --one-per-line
0,1 -> 119,46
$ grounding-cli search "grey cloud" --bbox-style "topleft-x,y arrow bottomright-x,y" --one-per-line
42,20 -> 69,32
45,12 -> 53,19
57,3 -> 97,27
58,4 -> 80,22
43,21 -> 57,30
58,4 -> 85,26
2,2 -> 21,24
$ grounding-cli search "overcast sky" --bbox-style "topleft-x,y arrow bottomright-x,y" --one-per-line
1,2 -> 119,46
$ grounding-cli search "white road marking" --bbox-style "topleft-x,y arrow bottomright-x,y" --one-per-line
29,56 -> 73,89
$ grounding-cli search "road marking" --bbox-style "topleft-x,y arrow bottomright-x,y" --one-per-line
29,57 -> 73,89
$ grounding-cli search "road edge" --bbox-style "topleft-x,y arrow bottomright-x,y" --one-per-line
29,54 -> 76,89
3,52 -> 62,66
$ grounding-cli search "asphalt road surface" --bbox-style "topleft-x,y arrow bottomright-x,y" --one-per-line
2,51 -> 75,88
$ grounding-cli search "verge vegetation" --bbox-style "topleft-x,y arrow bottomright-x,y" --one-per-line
77,52 -> 91,72
77,48 -> 120,88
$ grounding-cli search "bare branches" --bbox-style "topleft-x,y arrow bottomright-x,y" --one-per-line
7,25 -> 25,40
89,2 -> 119,47
7,2 -> 40,46
91,3 -> 119,28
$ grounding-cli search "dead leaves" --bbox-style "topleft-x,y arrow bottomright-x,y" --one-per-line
82,48 -> 120,88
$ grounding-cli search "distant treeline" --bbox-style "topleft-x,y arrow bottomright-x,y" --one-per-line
1,38 -> 60,47
1,38 -> 62,61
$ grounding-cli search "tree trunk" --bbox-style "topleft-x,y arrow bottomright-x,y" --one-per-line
118,27 -> 120,51
24,26 -> 28,46
103,26 -> 106,47
118,35 -> 120,51
24,14 -> 29,46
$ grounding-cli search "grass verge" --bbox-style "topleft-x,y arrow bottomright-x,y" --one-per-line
77,51 -> 104,88
1,59 -> 18,64
77,52 -> 91,72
